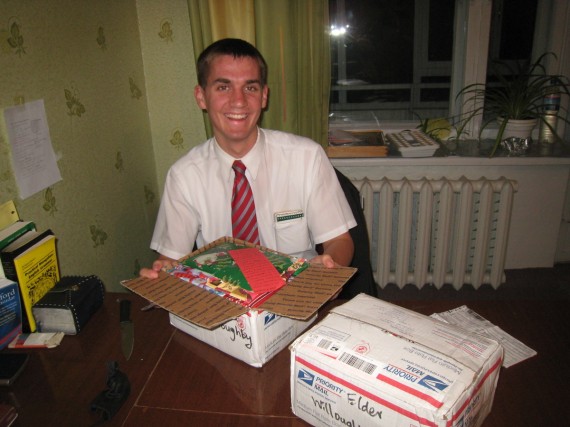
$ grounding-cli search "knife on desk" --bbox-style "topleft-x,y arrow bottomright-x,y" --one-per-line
119,300 -> 133,361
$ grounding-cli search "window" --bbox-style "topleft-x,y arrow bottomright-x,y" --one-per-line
329,0 -> 568,136
329,0 -> 454,122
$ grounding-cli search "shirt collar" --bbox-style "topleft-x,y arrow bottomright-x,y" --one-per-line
215,128 -> 264,183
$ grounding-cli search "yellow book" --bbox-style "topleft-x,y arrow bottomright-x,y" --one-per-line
1,229 -> 60,332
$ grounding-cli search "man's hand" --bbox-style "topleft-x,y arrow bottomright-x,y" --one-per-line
139,255 -> 177,279
309,254 -> 338,268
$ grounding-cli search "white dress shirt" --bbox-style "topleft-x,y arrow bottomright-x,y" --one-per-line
150,128 -> 356,260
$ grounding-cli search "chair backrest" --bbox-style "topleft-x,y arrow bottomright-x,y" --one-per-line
334,168 -> 378,299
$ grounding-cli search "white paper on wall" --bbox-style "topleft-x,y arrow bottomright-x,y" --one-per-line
3,99 -> 62,199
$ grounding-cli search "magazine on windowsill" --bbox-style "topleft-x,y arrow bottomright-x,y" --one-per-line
166,240 -> 308,308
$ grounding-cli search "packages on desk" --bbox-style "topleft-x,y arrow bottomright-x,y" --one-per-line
290,294 -> 503,427
170,310 -> 316,367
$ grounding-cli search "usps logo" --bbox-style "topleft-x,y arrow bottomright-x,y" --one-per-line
264,313 -> 277,326
297,369 -> 315,386
236,317 -> 246,330
418,375 -> 449,392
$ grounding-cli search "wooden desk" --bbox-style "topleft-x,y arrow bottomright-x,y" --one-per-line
1,292 -> 568,426
0,294 -> 172,426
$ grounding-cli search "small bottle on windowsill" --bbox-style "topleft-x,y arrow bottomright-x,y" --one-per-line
539,78 -> 561,144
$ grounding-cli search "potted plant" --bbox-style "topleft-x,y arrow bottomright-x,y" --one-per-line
456,52 -> 570,156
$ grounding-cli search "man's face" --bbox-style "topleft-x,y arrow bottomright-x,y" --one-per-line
194,55 -> 268,157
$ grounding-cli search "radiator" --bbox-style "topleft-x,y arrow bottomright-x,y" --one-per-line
352,177 -> 517,290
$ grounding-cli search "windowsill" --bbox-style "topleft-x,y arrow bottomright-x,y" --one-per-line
329,139 -> 570,167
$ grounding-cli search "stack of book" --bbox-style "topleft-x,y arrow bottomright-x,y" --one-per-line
0,220 -> 60,333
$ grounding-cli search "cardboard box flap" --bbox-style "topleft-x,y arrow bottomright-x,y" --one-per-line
122,237 -> 357,329
258,265 -> 356,319
122,272 -> 248,329
330,294 -> 502,371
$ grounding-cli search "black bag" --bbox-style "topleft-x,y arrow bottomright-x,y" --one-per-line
32,275 -> 105,334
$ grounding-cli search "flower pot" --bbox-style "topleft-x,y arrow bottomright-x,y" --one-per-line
497,117 -> 538,140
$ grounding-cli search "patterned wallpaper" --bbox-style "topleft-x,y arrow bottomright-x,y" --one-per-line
0,0 -> 206,291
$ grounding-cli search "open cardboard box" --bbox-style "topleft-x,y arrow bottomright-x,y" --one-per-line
122,237 -> 356,366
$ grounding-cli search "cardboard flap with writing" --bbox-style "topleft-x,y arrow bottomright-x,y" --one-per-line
122,238 -> 357,329
122,265 -> 356,329
123,272 -> 249,329
258,265 -> 356,318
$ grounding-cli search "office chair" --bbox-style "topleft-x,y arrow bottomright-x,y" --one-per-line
334,168 -> 379,299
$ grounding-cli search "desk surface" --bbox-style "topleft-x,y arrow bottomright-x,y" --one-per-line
1,291 -> 569,426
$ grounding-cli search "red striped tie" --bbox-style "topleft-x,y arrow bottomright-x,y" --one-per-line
231,160 -> 260,244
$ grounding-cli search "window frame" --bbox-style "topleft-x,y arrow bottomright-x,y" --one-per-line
330,0 -> 570,140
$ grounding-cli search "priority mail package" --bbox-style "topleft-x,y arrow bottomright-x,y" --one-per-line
290,294 -> 503,427
170,311 -> 316,367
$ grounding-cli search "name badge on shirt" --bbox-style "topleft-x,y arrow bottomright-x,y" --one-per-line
275,210 -> 304,223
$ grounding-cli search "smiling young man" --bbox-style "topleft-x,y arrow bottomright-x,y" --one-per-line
141,38 -> 355,279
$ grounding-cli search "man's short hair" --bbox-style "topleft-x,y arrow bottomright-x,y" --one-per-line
197,38 -> 268,88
